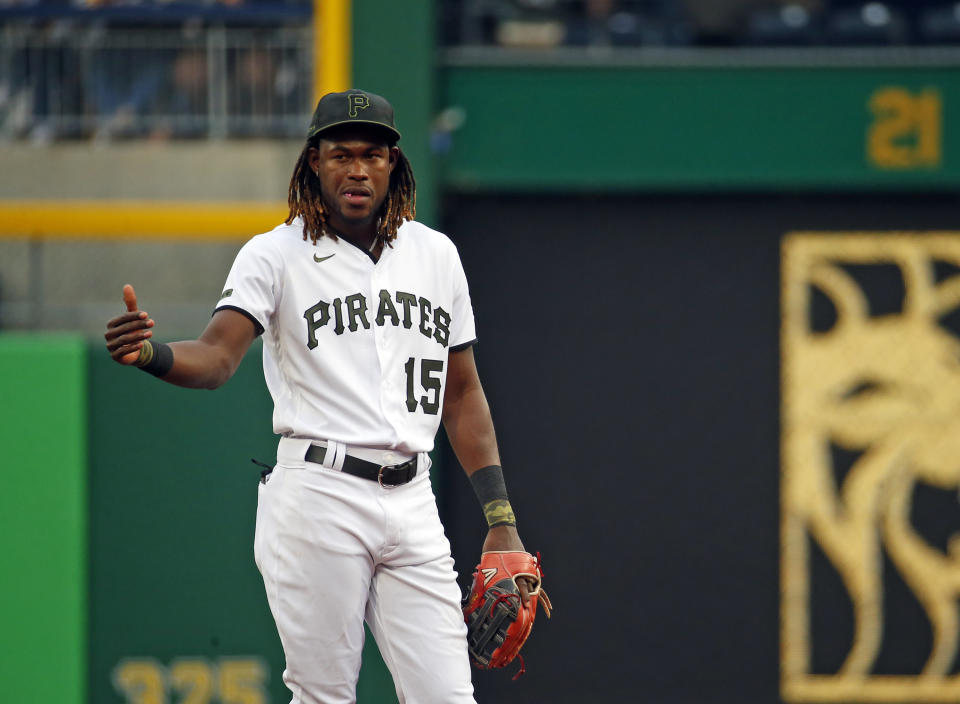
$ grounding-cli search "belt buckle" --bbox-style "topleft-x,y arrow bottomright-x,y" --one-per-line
378,458 -> 414,488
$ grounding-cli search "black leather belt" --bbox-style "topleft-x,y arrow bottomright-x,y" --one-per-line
304,444 -> 418,487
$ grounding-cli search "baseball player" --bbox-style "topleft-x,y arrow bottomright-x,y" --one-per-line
104,89 -> 536,704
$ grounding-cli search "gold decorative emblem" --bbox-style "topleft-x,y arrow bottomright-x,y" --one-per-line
782,233 -> 960,702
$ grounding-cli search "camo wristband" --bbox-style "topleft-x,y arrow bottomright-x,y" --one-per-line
135,340 -> 174,378
469,465 -> 517,528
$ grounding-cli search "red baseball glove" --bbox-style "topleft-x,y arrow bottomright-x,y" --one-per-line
462,551 -> 552,677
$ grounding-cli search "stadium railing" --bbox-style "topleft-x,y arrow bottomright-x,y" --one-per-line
0,2 -> 312,142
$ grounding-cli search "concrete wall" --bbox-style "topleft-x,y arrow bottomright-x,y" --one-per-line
0,140 -> 301,335
0,238 -> 245,336
0,140 -> 302,200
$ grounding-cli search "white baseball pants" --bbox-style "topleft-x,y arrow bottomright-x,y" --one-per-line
254,438 -> 476,704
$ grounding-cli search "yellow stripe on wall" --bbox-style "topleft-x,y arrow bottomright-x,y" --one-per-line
314,0 -> 352,104
0,201 -> 288,240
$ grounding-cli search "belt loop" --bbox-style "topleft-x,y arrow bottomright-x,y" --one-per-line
317,440 -> 334,469
314,441 -> 329,469
328,440 -> 346,471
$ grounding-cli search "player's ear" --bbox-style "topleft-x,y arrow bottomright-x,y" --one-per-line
307,146 -> 321,174
388,145 -> 399,173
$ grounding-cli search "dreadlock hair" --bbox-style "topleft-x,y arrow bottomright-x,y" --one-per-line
285,135 -> 416,249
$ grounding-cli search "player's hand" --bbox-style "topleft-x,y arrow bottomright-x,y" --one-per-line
104,284 -> 155,365
482,524 -> 537,605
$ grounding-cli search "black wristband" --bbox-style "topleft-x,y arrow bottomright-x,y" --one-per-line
470,465 -> 508,503
135,340 -> 174,378
469,465 -> 516,528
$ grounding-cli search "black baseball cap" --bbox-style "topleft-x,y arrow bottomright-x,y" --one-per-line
306,89 -> 401,143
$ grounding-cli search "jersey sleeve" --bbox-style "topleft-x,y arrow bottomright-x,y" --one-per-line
449,245 -> 477,350
214,235 -> 283,336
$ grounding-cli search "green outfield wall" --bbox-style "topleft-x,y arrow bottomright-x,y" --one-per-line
86,339 -> 283,704
438,61 -> 960,191
0,335 -> 87,704
350,0 -> 960,197
85,341 -> 398,704
353,1 -> 437,227
0,337 -> 398,704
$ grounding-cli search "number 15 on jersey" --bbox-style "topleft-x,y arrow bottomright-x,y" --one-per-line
404,357 -> 444,415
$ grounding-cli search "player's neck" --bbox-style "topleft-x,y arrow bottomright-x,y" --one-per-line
325,221 -> 372,246
324,222 -> 381,262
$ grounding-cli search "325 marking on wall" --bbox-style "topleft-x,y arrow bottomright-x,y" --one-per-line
867,86 -> 942,170
111,657 -> 268,704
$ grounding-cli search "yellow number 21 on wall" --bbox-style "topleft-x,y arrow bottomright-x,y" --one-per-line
867,86 -> 942,170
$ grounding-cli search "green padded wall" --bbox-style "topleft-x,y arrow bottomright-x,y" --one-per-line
353,0 -> 437,227
87,340 -> 398,704
439,64 -> 960,190
0,335 -> 87,704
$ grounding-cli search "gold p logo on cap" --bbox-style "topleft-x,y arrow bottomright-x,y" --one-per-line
348,93 -> 370,117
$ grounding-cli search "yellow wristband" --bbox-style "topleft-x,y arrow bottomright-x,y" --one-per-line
134,340 -> 174,377
134,340 -> 155,367
483,499 -> 517,528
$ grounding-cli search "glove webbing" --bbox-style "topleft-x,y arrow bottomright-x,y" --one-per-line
465,585 -> 521,667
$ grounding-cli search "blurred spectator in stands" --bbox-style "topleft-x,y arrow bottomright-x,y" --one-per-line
85,0 -> 256,140
681,0 -> 756,44
229,46 -> 277,136
493,0 -> 568,48
146,46 -> 208,139
1,0 -> 316,141
89,43 -> 170,141
741,0 -> 825,45
0,7 -> 85,143
823,1 -> 909,46
917,1 -> 960,44
677,0 -> 823,45
567,0 -> 616,46
227,44 -> 301,137
492,0 -> 683,49
566,0 -> 691,46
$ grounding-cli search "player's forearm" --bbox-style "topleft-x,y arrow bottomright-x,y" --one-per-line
443,385 -> 501,473
158,340 -> 238,389
450,391 -> 524,544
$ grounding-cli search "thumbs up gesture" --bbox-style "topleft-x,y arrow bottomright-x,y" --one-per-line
104,284 -> 155,365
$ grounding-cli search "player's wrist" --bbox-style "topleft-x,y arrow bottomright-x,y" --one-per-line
135,340 -> 174,378
483,524 -> 525,554
469,464 -> 517,528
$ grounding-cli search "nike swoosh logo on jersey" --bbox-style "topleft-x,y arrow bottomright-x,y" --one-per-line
313,253 -> 336,263
481,567 -> 499,587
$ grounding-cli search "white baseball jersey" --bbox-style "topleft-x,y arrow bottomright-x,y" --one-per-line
215,217 -> 477,453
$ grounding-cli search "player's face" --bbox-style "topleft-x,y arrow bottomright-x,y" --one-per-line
310,128 -> 398,237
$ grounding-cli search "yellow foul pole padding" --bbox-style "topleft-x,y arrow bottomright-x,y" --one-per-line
314,0 -> 352,105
